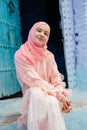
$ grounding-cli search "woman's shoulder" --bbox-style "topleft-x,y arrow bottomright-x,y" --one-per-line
46,50 -> 55,61
47,50 -> 54,57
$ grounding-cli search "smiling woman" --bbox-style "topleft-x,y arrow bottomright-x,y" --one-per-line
14,21 -> 72,130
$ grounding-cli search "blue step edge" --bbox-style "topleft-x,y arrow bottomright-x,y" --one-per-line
0,89 -> 87,130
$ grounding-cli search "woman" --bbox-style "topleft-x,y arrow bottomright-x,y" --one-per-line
14,21 -> 72,130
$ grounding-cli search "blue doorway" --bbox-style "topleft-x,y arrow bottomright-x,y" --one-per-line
19,0 -> 68,87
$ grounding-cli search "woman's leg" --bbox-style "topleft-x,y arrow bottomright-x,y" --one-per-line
27,87 -> 66,130
27,87 -> 48,130
46,96 -> 66,130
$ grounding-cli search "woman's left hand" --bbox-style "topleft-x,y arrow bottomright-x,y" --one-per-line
60,98 -> 72,113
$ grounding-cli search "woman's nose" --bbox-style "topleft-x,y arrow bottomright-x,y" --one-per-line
40,32 -> 45,36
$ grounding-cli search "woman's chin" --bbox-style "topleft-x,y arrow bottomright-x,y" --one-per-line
35,42 -> 45,47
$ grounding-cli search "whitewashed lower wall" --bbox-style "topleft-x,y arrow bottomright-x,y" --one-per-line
60,0 -> 87,90
73,0 -> 87,90
59,0 -> 76,88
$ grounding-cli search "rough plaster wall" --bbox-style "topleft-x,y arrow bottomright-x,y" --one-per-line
59,0 -> 76,88
73,0 -> 87,90
60,0 -> 87,90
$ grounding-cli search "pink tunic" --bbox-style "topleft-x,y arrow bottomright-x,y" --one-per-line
14,22 -> 70,130
15,51 -> 68,128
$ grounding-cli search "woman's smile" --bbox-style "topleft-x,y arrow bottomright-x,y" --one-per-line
37,35 -> 45,41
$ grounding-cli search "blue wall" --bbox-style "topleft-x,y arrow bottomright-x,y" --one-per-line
0,0 -> 22,98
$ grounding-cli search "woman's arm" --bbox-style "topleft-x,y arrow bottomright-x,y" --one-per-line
48,54 -> 71,100
49,54 -> 66,88
14,53 -> 55,95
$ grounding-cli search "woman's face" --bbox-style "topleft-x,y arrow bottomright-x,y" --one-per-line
34,24 -> 50,47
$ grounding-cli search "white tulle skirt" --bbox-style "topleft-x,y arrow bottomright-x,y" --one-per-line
17,87 -> 66,130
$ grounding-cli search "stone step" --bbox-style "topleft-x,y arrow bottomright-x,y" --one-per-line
0,89 -> 87,130
0,98 -> 21,130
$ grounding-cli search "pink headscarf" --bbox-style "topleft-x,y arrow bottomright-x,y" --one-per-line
16,21 -> 51,64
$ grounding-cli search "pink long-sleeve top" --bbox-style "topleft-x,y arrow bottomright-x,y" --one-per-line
14,50 -> 68,101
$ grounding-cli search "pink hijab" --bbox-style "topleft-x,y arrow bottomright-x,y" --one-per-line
17,21 -> 51,64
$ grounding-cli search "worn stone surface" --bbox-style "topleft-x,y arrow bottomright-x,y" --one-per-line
0,89 -> 87,130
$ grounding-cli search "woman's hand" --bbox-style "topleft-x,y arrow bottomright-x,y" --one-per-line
47,89 -> 56,96
60,98 -> 72,113
46,88 -> 72,113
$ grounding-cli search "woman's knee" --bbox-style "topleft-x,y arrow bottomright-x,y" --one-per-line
30,87 -> 46,101
47,96 -> 59,106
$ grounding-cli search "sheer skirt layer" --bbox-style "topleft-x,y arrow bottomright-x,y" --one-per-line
17,87 -> 66,130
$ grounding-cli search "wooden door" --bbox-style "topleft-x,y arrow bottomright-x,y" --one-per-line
0,0 -> 22,98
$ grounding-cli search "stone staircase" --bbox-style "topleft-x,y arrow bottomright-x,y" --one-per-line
0,89 -> 87,130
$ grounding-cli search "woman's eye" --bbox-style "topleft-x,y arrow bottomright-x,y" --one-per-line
37,29 -> 42,32
44,32 -> 49,36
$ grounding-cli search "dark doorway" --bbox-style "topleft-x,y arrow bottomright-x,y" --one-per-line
19,0 -> 68,87
46,0 -> 68,87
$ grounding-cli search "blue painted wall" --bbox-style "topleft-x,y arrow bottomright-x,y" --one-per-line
0,0 -> 22,98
